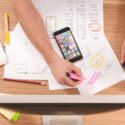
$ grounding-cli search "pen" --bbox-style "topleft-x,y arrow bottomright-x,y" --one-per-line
2,78 -> 48,86
4,13 -> 10,44
66,72 -> 85,81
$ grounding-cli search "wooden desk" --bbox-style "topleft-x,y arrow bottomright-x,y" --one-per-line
0,0 -> 125,95
0,0 -> 125,125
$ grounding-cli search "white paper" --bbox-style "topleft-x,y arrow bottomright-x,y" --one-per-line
0,43 -> 7,66
77,35 -> 125,95
4,30 -> 51,80
33,0 -> 104,40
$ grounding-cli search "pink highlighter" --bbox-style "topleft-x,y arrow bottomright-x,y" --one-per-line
66,72 -> 85,81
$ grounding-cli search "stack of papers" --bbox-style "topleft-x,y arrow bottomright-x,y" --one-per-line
4,0 -> 125,95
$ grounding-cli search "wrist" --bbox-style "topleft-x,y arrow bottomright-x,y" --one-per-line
43,50 -> 59,65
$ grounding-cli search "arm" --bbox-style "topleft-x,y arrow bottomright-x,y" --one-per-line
11,0 -> 57,64
11,0 -> 83,87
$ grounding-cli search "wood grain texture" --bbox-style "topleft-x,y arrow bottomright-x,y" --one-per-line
0,113 -> 42,125
0,0 -> 125,124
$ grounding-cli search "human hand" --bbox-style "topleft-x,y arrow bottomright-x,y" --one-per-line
121,40 -> 125,66
48,57 -> 83,87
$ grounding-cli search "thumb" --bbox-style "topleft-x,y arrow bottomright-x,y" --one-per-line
71,65 -> 83,77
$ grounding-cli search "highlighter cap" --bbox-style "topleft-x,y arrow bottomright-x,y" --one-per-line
11,112 -> 21,122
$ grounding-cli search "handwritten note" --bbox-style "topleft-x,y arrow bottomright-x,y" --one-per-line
77,35 -> 125,95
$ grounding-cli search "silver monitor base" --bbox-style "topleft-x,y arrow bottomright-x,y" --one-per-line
42,115 -> 83,125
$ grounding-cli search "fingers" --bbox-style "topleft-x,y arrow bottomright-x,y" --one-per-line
63,76 -> 81,87
58,74 -> 80,87
62,64 -> 83,87
57,71 -> 81,87
121,40 -> 125,63
70,64 -> 83,77
53,60 -> 83,87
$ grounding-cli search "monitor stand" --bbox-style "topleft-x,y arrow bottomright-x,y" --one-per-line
42,115 -> 83,125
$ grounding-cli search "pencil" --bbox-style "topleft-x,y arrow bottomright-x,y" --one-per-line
2,78 -> 48,86
4,13 -> 10,44
0,107 -> 20,122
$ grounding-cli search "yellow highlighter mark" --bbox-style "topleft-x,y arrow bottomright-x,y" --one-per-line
89,54 -> 104,69
5,32 -> 10,44
4,13 -> 10,45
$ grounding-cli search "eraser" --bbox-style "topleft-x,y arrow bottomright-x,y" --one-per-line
0,43 -> 7,66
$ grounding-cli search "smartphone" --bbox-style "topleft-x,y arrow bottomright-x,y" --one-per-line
54,27 -> 83,63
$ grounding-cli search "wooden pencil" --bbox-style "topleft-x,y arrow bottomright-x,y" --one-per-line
2,78 -> 48,86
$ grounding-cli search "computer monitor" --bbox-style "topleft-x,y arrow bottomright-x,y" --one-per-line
1,95 -> 125,125
0,95 -> 125,115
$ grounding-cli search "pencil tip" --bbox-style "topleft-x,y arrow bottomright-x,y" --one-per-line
40,82 -> 47,86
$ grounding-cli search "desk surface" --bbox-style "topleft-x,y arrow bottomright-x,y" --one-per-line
0,0 -> 125,125
0,0 -> 125,95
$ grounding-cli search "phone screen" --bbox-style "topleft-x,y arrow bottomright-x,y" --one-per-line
54,27 -> 83,63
